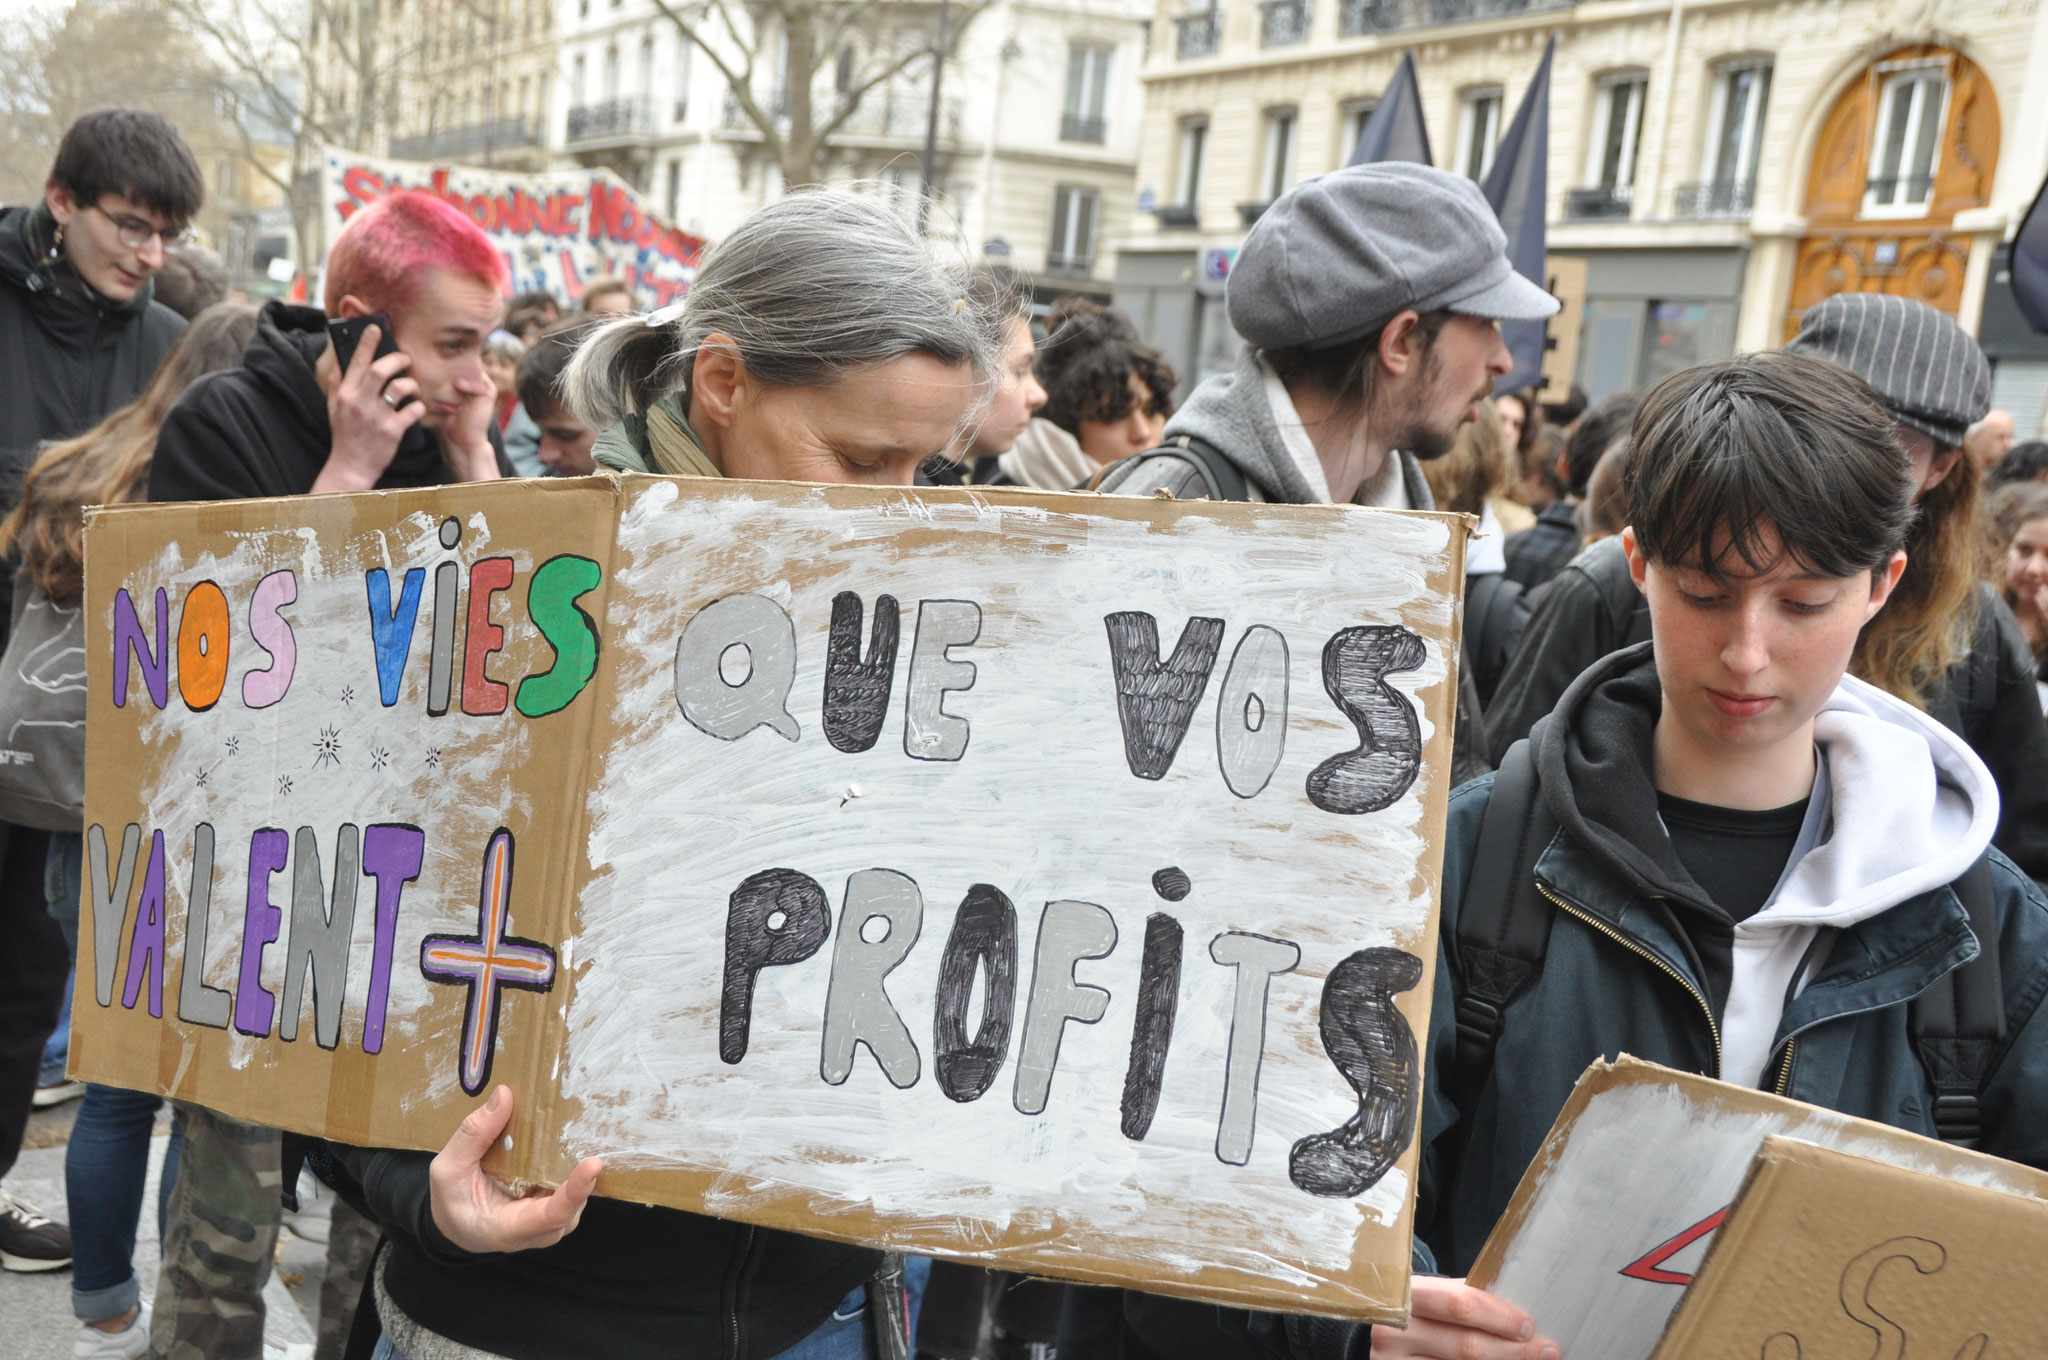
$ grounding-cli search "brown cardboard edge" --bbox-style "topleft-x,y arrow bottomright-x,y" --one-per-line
1645,1136 -> 1787,1358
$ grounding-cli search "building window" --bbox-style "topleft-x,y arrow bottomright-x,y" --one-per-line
603,46 -> 619,101
572,55 -> 586,108
1049,186 -> 1100,272
1456,88 -> 1502,180
1176,116 -> 1207,206
1260,107 -> 1297,201
1062,43 -> 1112,143
1865,62 -> 1949,215
1681,58 -> 1769,216
640,37 -> 654,96
1259,0 -> 1310,47
665,160 -> 681,220
1339,96 -> 1376,166
1175,3 -> 1220,60
1569,72 -> 1646,218
675,36 -> 693,121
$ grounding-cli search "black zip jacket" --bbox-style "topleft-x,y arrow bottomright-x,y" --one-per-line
1483,535 -> 2048,884
0,201 -> 184,634
150,300 -> 512,502
1499,499 -> 1580,591
330,1142 -> 879,1360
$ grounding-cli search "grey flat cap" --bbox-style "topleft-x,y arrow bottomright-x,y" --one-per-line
1226,162 -> 1559,352
1784,293 -> 1990,447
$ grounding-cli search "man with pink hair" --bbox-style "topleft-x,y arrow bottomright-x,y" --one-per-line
152,189 -> 513,502
142,191 -> 513,1360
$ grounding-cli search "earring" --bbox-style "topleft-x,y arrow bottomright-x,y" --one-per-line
45,222 -> 63,263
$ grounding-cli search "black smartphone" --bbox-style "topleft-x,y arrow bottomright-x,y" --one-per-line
326,313 -> 413,406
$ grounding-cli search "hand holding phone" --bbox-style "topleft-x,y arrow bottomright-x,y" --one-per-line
314,316 -> 425,494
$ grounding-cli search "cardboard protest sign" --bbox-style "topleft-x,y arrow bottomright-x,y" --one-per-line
322,148 -> 707,307
1468,1058 -> 2048,1359
72,474 -> 1468,1321
1652,1137 -> 2048,1360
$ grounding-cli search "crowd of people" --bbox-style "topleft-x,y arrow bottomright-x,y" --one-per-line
3,104 -> 2047,1360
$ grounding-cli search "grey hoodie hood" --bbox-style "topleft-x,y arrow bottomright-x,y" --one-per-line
1717,671 -> 2000,1085
1161,347 -> 1433,508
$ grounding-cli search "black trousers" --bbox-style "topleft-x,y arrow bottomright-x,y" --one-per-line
0,821 -> 61,1180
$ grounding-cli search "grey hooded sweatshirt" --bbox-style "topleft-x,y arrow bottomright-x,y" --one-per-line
1107,347 -> 1435,509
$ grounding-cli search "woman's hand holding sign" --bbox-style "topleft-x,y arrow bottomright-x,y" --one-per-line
430,1085 -> 605,1253
1372,1277 -> 1560,1360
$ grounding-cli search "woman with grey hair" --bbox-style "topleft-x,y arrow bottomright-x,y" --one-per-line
340,187 -> 1000,1360
563,188 -> 999,486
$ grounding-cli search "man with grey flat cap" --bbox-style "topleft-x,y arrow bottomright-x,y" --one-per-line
1098,161 -> 1557,508
1064,164 -> 1565,1360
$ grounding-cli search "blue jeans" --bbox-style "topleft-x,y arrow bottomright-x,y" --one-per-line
39,971 -> 70,1083
365,1257 -> 935,1360
46,829 -> 183,1322
67,1084 -> 181,1321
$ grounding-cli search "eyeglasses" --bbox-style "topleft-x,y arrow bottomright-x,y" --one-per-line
88,201 -> 195,251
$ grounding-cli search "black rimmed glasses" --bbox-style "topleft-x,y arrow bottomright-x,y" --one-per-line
88,201 -> 195,250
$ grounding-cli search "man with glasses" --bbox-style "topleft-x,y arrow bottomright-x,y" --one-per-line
0,106 -> 202,1283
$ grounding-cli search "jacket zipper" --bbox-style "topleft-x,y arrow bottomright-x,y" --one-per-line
725,1224 -> 757,1360
1539,881 -> 1723,1078
1773,1038 -> 1796,1096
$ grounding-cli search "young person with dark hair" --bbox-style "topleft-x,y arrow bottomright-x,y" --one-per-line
1988,439 -> 2048,489
0,104 -> 204,1278
1500,389 -> 1638,590
1364,350 -> 2048,1360
1483,297 -> 2048,889
991,297 -> 1172,489
515,316 -> 607,475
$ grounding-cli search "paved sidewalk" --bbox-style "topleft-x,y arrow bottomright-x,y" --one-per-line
0,1102 -> 324,1359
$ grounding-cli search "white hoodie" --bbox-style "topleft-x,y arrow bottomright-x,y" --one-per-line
1718,672 -> 2001,1087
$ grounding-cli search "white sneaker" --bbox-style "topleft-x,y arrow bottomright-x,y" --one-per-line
279,1168 -> 331,1246
74,1305 -> 149,1360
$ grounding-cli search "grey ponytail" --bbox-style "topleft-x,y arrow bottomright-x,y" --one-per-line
562,187 -> 1002,432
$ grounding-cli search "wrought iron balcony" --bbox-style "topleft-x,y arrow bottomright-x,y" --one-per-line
1237,199 -> 1274,227
1061,114 -> 1106,144
1339,0 -> 1573,37
1154,203 -> 1200,229
1672,180 -> 1754,218
389,118 -> 541,160
1260,0 -> 1311,45
1175,11 -> 1220,58
720,90 -> 787,131
1565,184 -> 1634,220
1045,249 -> 1096,275
566,97 -> 652,143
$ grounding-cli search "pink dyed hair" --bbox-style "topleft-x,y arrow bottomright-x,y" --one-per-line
323,190 -> 507,317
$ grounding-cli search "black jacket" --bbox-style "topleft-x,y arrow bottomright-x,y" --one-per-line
0,202 -> 184,636
150,300 -> 511,502
1499,499 -> 1580,591
330,1142 -> 878,1360
1483,535 -> 2048,883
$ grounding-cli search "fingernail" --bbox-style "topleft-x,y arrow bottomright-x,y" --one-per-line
1541,1346 -> 1560,1360
491,1086 -> 508,1108
1518,1320 -> 1534,1341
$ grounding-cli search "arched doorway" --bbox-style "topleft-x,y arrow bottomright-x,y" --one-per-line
1785,45 -> 2000,340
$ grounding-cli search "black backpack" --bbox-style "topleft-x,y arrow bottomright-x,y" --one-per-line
1454,740 -> 2007,1147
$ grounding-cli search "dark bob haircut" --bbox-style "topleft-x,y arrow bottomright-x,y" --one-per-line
1036,298 -> 1176,433
1564,390 -> 1639,498
50,109 -> 204,224
517,316 -> 608,417
1624,351 -> 1915,582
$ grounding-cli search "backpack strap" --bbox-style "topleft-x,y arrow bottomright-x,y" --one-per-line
1452,740 -> 1559,1086
1089,434 -> 1251,502
1908,855 -> 2005,1147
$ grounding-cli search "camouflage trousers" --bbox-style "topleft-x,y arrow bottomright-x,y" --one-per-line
149,1104 -> 281,1360
316,1196 -> 380,1360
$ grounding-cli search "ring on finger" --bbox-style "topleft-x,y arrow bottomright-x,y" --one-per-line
382,389 -> 404,409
